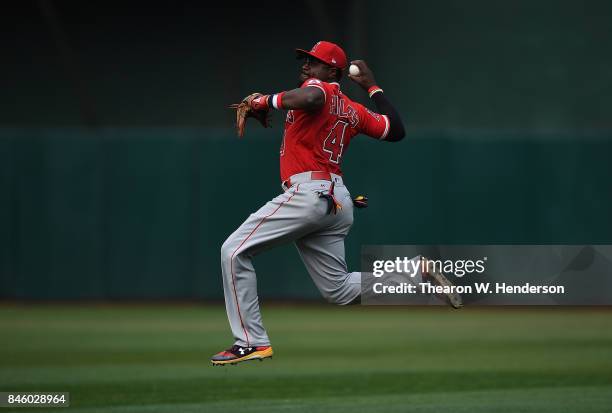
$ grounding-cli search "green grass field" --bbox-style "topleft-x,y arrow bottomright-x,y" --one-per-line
1,305 -> 611,412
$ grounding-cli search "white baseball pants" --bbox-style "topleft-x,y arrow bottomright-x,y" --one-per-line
220,173 -> 359,347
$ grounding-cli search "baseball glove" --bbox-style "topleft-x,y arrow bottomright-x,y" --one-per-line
229,93 -> 271,138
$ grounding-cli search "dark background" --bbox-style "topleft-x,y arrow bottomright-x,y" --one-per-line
1,0 -> 611,299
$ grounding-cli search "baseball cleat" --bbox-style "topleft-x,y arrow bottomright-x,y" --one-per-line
422,260 -> 463,309
210,345 -> 273,366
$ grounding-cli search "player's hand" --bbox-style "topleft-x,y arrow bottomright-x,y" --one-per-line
246,94 -> 270,111
348,60 -> 377,90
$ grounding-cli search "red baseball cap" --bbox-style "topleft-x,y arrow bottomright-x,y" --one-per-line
296,41 -> 347,70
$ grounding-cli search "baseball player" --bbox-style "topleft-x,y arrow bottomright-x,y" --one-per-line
212,41 -> 461,366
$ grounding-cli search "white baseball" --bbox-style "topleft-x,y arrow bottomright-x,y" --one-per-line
349,64 -> 360,76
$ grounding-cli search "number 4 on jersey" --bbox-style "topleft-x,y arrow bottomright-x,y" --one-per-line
323,121 -> 348,164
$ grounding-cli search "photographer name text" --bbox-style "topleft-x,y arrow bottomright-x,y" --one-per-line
372,282 -> 565,295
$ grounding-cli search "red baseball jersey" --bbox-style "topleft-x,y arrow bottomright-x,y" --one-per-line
279,78 -> 390,182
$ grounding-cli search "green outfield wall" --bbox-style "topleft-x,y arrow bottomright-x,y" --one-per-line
1,128 -> 611,299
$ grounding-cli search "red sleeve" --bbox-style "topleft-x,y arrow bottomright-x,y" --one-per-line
300,78 -> 328,103
355,103 -> 390,140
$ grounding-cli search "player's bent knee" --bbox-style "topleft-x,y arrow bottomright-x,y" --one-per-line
220,237 -> 236,263
221,236 -> 248,267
